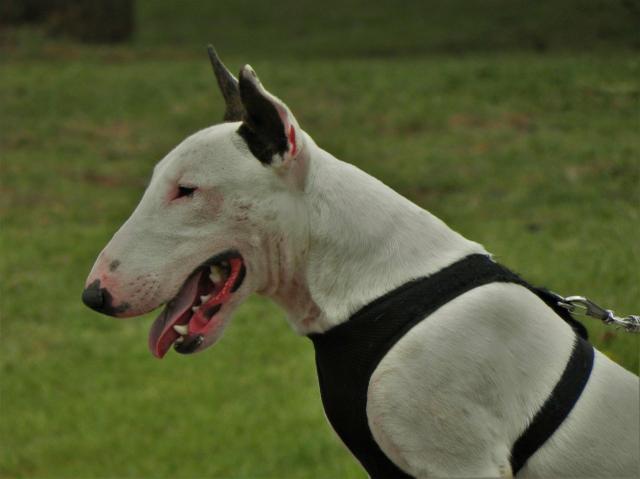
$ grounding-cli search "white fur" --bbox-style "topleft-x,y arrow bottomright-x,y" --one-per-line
85,79 -> 639,477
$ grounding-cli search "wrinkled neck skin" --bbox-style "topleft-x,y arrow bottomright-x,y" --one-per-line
252,132 -> 486,335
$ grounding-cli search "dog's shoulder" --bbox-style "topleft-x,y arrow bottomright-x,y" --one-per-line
366,282 -> 576,477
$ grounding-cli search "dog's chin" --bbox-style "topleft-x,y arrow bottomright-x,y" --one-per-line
148,250 -> 246,359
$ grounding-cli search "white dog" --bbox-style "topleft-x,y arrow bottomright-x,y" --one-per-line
83,48 -> 639,478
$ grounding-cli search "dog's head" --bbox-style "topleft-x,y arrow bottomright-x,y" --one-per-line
82,48 -> 311,358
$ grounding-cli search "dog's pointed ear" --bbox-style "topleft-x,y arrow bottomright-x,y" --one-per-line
237,65 -> 304,168
207,45 -> 244,122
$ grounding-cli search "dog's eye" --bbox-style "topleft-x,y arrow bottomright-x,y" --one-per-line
175,185 -> 197,199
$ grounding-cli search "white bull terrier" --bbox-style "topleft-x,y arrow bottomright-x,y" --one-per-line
83,48 -> 639,478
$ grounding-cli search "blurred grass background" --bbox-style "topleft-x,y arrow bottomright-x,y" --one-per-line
1,1 -> 639,477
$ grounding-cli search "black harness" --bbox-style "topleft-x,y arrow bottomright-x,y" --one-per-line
308,254 -> 593,478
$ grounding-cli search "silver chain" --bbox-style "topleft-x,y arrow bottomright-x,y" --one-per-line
549,292 -> 640,333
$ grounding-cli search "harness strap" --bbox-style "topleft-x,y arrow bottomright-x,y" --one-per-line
309,254 -> 592,478
510,334 -> 594,475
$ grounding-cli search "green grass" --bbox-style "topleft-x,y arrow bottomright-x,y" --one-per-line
1,2 -> 639,478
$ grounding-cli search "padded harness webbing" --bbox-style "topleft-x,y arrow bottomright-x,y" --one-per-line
308,254 -> 592,478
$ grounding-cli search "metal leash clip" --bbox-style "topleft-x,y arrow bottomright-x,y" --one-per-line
553,294 -> 640,333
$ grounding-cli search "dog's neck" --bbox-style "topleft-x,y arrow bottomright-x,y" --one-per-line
257,134 -> 486,334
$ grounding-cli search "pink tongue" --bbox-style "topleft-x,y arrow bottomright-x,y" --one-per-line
148,272 -> 201,358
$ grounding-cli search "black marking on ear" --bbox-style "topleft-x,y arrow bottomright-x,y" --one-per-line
237,71 -> 288,165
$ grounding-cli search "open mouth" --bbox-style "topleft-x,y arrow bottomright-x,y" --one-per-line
148,250 -> 246,358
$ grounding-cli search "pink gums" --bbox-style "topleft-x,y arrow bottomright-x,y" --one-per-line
188,257 -> 243,335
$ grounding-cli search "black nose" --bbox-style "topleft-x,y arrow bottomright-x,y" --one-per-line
82,279 -> 128,316
82,280 -> 105,311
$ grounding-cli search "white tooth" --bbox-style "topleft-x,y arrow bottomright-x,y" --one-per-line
209,265 -> 223,284
191,306 -> 199,313
173,324 -> 188,335
175,336 -> 184,344
200,294 -> 211,303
